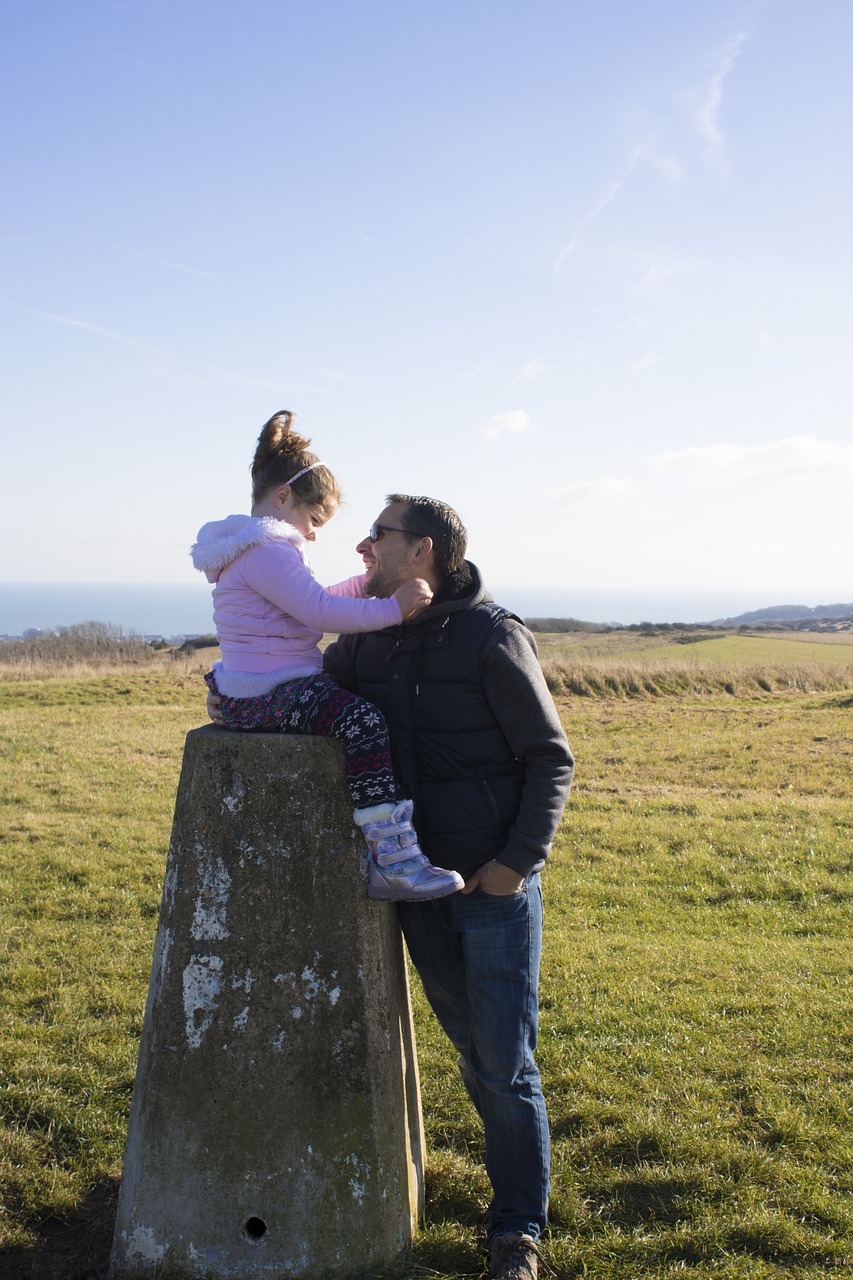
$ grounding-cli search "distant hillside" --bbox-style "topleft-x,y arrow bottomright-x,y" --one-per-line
709,602 -> 853,628
525,602 -> 853,634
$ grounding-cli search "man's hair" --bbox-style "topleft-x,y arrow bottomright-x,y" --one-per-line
386,494 -> 468,578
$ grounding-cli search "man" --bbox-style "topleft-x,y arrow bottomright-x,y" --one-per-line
208,493 -> 572,1278
323,495 -> 573,1280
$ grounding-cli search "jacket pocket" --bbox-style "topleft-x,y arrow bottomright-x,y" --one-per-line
477,773 -> 503,836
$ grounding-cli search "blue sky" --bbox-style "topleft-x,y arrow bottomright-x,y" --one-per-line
2,0 -> 850,619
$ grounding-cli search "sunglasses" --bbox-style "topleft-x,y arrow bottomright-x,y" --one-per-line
368,523 -> 428,542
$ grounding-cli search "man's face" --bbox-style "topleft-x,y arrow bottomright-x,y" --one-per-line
356,503 -> 421,598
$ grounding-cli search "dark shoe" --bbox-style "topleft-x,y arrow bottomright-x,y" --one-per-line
488,1232 -> 541,1280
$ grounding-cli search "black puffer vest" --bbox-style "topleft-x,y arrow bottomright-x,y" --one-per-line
345,600 -> 526,877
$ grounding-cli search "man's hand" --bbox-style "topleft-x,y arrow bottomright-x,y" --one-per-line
462,859 -> 525,896
207,687 -> 225,726
393,577 -> 433,620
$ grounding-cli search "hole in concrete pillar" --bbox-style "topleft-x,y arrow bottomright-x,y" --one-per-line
243,1216 -> 267,1243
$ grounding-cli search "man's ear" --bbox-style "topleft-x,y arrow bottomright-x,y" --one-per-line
410,536 -> 434,567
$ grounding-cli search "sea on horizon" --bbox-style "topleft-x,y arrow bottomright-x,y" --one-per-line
0,581 -> 831,639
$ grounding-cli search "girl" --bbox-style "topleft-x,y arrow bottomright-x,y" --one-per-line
191,410 -> 463,902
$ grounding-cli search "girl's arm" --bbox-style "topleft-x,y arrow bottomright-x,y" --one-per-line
242,542 -> 401,633
324,573 -> 368,599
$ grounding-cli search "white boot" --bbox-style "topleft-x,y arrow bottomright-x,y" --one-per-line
354,800 -> 464,901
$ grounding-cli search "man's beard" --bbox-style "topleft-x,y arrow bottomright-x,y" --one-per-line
363,565 -> 395,599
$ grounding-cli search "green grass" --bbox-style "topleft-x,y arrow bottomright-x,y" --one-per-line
537,632 -> 853,699
1,653 -> 852,1278
533,693 -> 852,1277
632,634 -> 853,668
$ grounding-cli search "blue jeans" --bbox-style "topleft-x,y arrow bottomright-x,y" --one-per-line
397,874 -> 549,1242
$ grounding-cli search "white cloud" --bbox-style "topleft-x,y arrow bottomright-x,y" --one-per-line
479,410 -> 535,441
15,304 -> 179,364
651,434 -> 853,481
554,147 -> 646,274
696,32 -> 749,169
89,235 -> 215,279
644,147 -> 684,183
554,33 -> 749,278
554,140 -> 683,278
631,352 -> 660,374
637,253 -> 703,290
459,360 -> 490,381
506,360 -> 548,390
551,477 -> 633,506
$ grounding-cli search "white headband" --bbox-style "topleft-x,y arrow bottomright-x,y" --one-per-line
287,461 -> 325,485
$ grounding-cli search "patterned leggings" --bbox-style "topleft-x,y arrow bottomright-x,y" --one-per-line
204,671 -> 397,810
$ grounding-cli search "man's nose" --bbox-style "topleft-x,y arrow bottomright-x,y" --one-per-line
355,537 -> 370,554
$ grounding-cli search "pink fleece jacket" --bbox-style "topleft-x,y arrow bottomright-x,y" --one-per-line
190,514 -> 402,697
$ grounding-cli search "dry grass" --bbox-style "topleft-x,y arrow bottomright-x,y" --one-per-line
540,659 -> 853,699
537,631 -> 853,699
0,648 -> 218,683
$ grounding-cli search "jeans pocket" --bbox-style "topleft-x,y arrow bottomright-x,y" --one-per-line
477,883 -> 527,900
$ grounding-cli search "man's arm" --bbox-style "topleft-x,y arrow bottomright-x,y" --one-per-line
477,619 -> 574,880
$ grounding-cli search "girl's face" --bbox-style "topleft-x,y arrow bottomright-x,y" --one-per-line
279,490 -> 331,541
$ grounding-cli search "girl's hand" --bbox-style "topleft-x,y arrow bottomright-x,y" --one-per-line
394,577 -> 433,620
207,689 -> 225,725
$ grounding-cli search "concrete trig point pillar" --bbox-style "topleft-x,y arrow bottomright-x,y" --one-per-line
111,726 -> 424,1279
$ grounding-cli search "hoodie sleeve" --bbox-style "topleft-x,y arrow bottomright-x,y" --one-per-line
480,619 -> 574,877
325,573 -> 369,598
242,542 -> 402,633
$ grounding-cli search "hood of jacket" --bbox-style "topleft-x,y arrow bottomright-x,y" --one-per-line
190,514 -> 305,583
410,560 -> 493,626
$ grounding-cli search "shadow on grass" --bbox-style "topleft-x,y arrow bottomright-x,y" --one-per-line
582,1173 -> 702,1229
0,1177 -> 119,1280
0,1177 -> 487,1280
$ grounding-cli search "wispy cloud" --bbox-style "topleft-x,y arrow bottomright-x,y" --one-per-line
554,32 -> 750,278
555,147 -> 646,275
600,311 -> 651,335
1,298 -> 337,393
2,300 -> 180,363
631,352 -> 660,374
551,477 -> 633,506
98,44 -> 173,84
458,360 -> 490,382
506,360 -> 548,390
637,252 -> 703,291
643,147 -> 684,183
652,435 -> 853,481
478,410 -> 535,441
696,32 -> 749,169
90,236 -> 215,280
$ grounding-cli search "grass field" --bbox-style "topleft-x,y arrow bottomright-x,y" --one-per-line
534,629 -> 853,663
1,642 -> 851,1278
535,631 -> 853,699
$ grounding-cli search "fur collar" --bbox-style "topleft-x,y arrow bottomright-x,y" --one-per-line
190,514 -> 305,578
431,561 -> 477,606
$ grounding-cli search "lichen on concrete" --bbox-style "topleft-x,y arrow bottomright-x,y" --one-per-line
111,727 -> 424,1280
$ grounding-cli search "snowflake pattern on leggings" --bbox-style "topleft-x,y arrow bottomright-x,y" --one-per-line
204,671 -> 397,809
